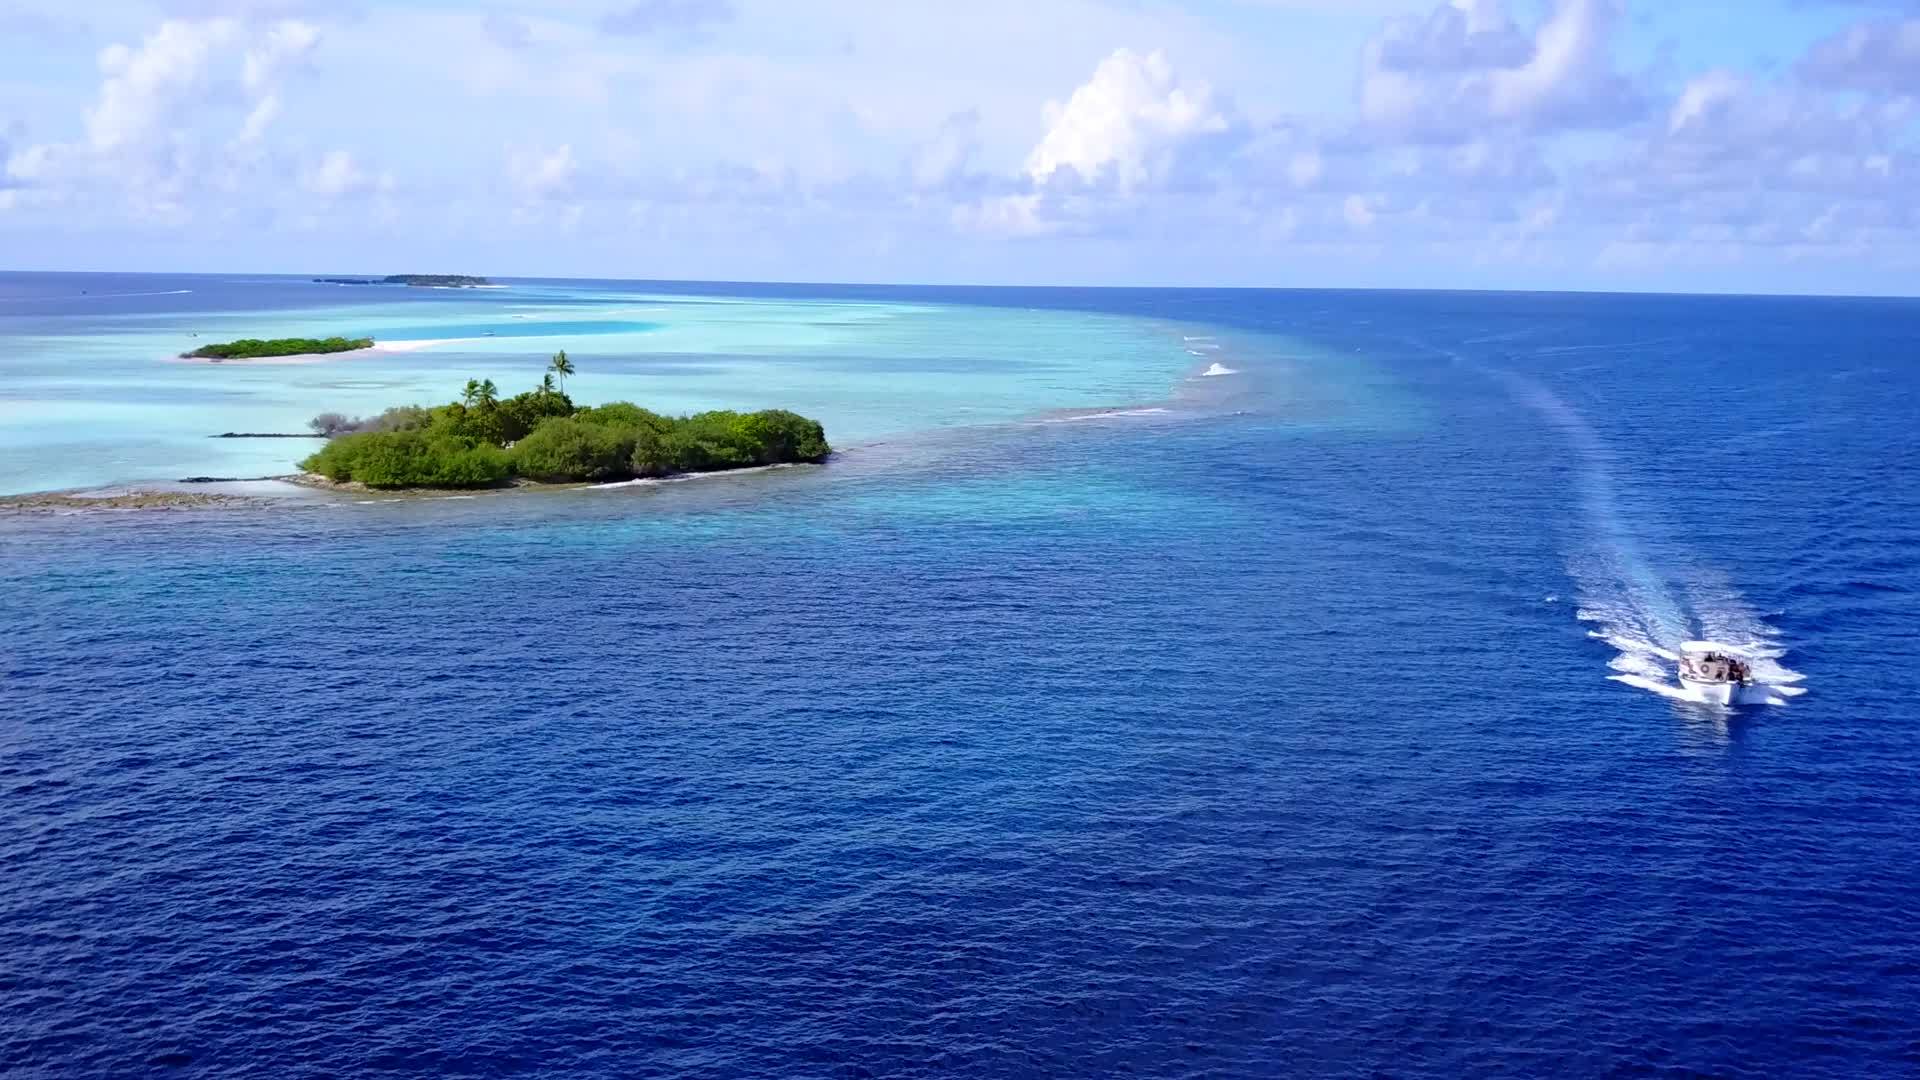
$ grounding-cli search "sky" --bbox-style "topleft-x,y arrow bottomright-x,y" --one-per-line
2,0 -> 1918,294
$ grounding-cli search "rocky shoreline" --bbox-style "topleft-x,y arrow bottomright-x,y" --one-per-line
3,461 -> 824,517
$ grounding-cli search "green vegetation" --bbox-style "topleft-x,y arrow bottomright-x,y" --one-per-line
308,405 -> 433,437
383,274 -> 489,287
311,275 -> 491,287
184,336 -> 372,360
300,352 -> 829,489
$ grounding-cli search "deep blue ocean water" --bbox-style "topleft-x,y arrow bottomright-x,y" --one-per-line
4,279 -> 1919,1078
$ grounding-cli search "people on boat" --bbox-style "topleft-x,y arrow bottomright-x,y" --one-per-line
1681,649 -> 1750,684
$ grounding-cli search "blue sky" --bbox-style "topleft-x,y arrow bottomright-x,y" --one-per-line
3,0 -> 1918,293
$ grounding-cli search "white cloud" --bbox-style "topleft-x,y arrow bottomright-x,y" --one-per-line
75,17 -> 316,153
510,143 -> 578,199
88,19 -> 239,152
1344,193 -> 1378,228
1024,48 -> 1231,191
953,192 -> 1054,237
1798,17 -> 1920,97
1287,149 -> 1324,189
29,17 -> 322,182
599,0 -> 736,37
303,149 -> 375,197
912,110 -> 982,190
2,14 -> 390,230
1667,70 -> 1744,136
1359,0 -> 1640,142
963,48 -> 1234,236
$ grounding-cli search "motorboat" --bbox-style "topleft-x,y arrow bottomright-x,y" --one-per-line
1676,641 -> 1761,705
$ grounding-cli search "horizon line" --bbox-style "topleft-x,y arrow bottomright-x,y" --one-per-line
2,267 -> 1916,304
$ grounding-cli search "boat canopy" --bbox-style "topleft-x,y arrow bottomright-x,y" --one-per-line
1679,640 -> 1746,656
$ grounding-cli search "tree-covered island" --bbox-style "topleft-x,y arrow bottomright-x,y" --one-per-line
183,336 -> 374,359
311,275 -> 491,287
300,351 -> 830,489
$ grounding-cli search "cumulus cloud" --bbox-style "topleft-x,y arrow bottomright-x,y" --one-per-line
59,17 -> 317,161
483,13 -> 534,51
599,0 -> 735,36
1566,65 -> 1915,259
956,49 -> 1236,236
952,193 -> 1053,237
912,109 -> 982,190
303,149 -> 384,197
510,144 -> 579,199
1798,17 -> 1920,97
1657,70 -> 1909,168
1359,0 -> 1642,142
7,1 -> 1919,286
1,14 -> 395,230
1024,48 -> 1232,192
1371,0 -> 1530,72
1343,193 -> 1377,229
88,20 -> 232,151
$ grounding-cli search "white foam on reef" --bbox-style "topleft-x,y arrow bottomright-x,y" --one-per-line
1042,407 -> 1172,424
1201,363 -> 1238,377
588,462 -> 802,489
1497,367 -> 1806,706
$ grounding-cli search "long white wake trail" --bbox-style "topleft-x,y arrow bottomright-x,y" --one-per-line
1496,370 -> 1806,705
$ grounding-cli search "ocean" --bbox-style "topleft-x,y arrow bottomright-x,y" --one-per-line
2,274 -> 1917,1078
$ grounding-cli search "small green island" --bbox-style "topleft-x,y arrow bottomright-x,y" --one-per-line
300,351 -> 830,489
183,336 -> 373,360
312,275 -> 491,288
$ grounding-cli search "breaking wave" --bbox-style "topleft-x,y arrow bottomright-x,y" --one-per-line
1041,407 -> 1172,424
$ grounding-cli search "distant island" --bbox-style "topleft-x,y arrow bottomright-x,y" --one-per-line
183,336 -> 373,360
312,275 -> 491,288
300,351 -> 830,489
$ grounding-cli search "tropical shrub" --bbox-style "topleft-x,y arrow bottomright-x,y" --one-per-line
509,417 -> 631,482
299,361 -> 829,488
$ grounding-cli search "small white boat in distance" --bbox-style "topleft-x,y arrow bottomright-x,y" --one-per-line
1676,641 -> 1764,705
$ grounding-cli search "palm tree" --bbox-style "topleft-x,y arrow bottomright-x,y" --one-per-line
462,378 -> 481,408
540,372 -> 557,398
476,378 -> 499,408
548,350 -> 575,392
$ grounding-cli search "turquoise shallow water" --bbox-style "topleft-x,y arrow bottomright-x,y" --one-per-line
3,278 -> 1918,1078
0,275 -> 1253,493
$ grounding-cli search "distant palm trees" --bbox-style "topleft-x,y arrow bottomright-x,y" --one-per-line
548,350 -> 575,393
462,378 -> 499,409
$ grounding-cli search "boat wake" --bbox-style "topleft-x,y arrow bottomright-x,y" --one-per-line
1498,368 -> 1807,706
2,288 -> 193,302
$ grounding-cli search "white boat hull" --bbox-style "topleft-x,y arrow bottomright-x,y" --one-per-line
1678,676 -> 1767,706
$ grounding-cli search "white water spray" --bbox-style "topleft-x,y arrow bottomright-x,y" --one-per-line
1498,369 -> 1806,706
